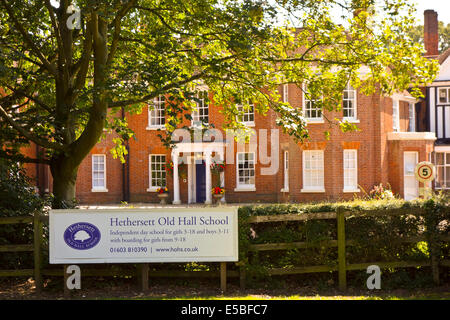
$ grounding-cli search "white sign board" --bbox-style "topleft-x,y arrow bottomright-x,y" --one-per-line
49,207 -> 238,264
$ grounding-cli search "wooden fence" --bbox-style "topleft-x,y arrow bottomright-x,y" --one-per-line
0,211 -> 43,293
0,212 -> 233,293
242,208 -> 450,290
0,207 -> 448,293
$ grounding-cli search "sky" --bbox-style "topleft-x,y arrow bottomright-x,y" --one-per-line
412,0 -> 450,25
272,0 -> 450,28
49,0 -> 450,26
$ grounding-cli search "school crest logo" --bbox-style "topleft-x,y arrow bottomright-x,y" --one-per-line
64,222 -> 101,250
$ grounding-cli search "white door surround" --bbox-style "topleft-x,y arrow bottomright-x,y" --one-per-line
404,151 -> 419,201
172,142 -> 226,204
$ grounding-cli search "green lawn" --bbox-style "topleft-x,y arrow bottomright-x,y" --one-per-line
123,292 -> 450,300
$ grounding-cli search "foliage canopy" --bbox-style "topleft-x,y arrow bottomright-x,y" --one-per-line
0,0 -> 439,205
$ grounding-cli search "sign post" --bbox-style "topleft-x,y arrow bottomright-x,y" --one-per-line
414,161 -> 435,199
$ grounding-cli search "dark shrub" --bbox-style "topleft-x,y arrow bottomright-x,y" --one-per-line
0,160 -> 48,270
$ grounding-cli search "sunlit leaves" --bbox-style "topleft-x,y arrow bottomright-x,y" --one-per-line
0,0 -> 439,165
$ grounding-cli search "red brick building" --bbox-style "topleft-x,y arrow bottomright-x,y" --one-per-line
24,10 -> 449,205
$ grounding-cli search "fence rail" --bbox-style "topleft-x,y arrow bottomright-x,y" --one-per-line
0,212 -> 232,292
242,207 -> 449,290
0,211 -> 43,293
0,216 -> 34,225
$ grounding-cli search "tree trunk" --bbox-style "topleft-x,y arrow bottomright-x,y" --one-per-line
50,156 -> 79,208
49,14 -> 109,209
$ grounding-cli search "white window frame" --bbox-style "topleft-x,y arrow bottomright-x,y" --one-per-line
237,104 -> 255,127
404,151 -> 419,200
191,91 -> 209,127
302,83 -> 323,123
281,151 -> 289,192
392,99 -> 400,132
437,87 -> 450,105
434,152 -> 450,189
343,83 -> 358,122
301,150 -> 325,192
147,95 -> 166,130
343,149 -> 359,192
235,152 -> 256,191
408,103 -> 416,132
147,154 -> 167,192
91,154 -> 108,192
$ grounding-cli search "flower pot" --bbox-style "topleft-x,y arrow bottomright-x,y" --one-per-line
213,193 -> 224,205
157,193 -> 169,205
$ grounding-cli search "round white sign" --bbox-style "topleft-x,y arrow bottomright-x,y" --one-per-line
414,161 -> 435,183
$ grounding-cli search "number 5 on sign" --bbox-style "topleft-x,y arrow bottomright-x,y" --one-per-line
415,161 -> 435,199
414,161 -> 435,183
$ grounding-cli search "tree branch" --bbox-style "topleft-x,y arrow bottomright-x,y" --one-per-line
0,0 -> 57,75
109,71 -> 206,108
69,22 -> 93,102
0,150 -> 51,165
0,105 -> 64,151
107,0 -> 137,66
1,83 -> 53,113
44,0 -> 64,60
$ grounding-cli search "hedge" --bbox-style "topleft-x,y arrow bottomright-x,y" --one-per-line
237,195 -> 449,288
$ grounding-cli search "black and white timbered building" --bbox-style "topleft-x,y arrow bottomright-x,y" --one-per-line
425,50 -> 450,190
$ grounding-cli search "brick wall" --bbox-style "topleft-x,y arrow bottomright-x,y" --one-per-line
58,85 -> 432,204
387,139 -> 435,197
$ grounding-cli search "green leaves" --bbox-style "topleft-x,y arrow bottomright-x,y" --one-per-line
0,0 -> 439,166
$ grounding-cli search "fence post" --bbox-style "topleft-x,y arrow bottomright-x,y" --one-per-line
425,205 -> 440,286
239,264 -> 246,290
137,263 -> 149,292
63,264 -> 70,298
33,211 -> 43,294
429,217 -> 440,286
430,248 -> 440,286
337,208 -> 347,291
220,262 -> 227,292
142,263 -> 149,291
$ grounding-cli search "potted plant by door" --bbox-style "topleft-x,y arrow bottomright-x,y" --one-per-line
212,187 -> 225,205
156,187 -> 169,204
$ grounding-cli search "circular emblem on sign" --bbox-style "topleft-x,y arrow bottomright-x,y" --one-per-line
64,222 -> 101,250
414,161 -> 435,183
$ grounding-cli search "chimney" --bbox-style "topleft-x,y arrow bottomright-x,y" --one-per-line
424,9 -> 439,56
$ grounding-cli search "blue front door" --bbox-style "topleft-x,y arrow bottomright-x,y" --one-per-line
196,161 -> 206,203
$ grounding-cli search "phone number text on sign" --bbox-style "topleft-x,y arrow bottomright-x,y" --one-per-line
49,207 -> 238,264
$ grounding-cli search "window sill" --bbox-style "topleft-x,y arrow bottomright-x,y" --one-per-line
147,187 -> 163,192
91,188 -> 108,193
301,188 -> 325,193
190,123 -> 209,129
146,126 -> 166,131
343,188 -> 361,193
306,119 -> 324,124
234,186 -> 256,192
280,188 -> 289,193
241,121 -> 255,127
342,119 -> 360,123
387,132 -> 437,141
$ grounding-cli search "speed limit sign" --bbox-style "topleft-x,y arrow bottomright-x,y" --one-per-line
414,161 -> 436,183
